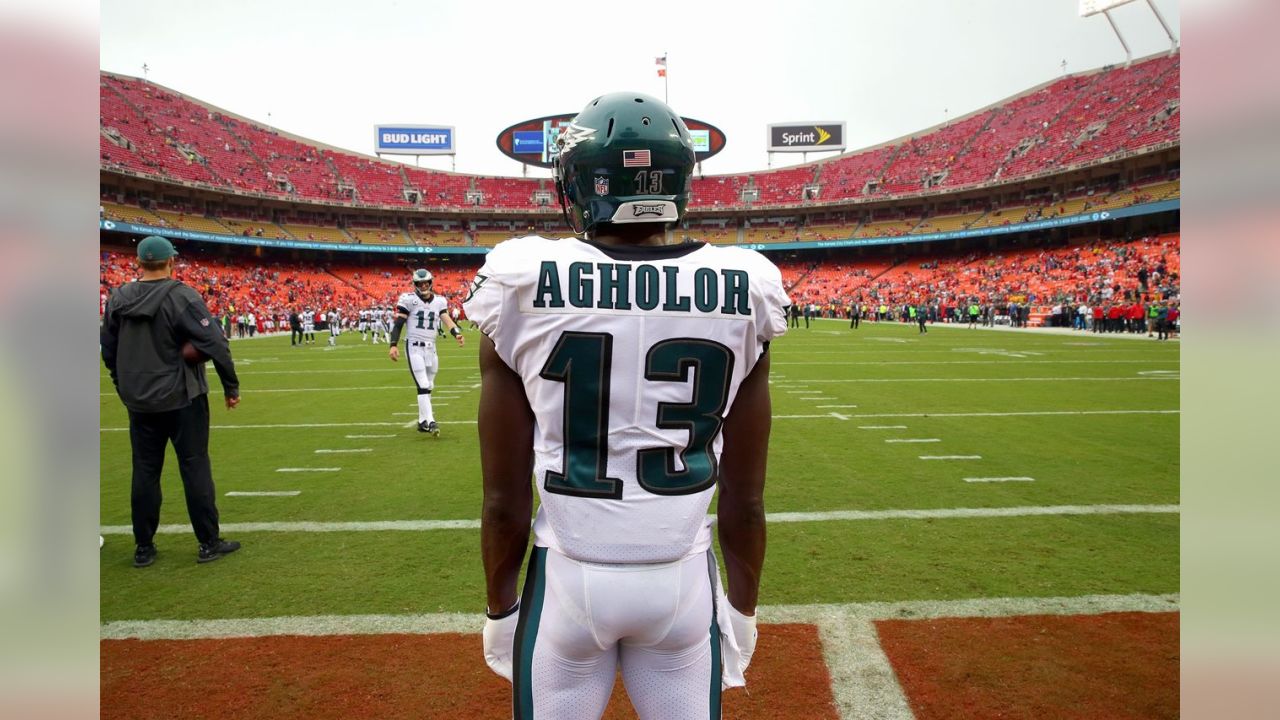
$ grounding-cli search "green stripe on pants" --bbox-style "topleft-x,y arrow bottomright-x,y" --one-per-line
512,546 -> 547,719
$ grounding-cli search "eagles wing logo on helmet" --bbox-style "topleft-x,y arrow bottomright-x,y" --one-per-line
557,122 -> 596,155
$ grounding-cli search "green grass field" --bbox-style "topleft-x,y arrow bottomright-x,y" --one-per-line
99,320 -> 1179,623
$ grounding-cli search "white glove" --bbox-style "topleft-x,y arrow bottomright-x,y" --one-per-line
720,602 -> 758,688
483,601 -> 521,681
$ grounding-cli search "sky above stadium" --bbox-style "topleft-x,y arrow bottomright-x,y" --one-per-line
99,0 -> 1180,177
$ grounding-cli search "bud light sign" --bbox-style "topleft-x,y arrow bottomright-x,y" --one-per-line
374,125 -> 455,155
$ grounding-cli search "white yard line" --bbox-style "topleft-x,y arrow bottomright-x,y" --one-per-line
99,504 -> 1178,536
225,491 -> 301,497
919,455 -> 982,460
314,448 -> 372,454
885,439 -> 940,444
344,434 -> 395,439
99,592 -> 1181,641
274,467 -> 341,473
964,477 -> 1036,483
99,591 -> 1179,720
818,405 -> 859,409
761,376 -> 1177,383
100,409 -> 1180,433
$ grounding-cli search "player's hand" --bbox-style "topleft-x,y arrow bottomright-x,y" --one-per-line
721,602 -> 758,688
226,395 -> 240,410
388,345 -> 399,362
456,334 -> 466,348
483,600 -> 521,682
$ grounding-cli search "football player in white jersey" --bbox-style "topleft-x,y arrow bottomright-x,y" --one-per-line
358,309 -> 369,341
369,306 -> 384,344
388,269 -> 464,435
326,309 -> 340,346
301,307 -> 315,344
467,93 -> 789,719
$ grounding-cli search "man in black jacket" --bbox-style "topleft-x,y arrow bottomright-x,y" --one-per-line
289,309 -> 303,346
101,236 -> 243,567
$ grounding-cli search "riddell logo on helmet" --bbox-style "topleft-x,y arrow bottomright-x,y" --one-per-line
632,204 -> 666,217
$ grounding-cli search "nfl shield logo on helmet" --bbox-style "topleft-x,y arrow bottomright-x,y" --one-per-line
594,176 -> 609,195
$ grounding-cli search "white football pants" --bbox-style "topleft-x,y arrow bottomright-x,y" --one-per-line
406,340 -> 438,424
510,546 -> 726,719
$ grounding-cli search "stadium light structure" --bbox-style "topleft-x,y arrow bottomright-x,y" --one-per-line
1080,0 -> 1179,66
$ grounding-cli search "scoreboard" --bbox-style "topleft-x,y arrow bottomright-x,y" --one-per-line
495,114 -> 726,169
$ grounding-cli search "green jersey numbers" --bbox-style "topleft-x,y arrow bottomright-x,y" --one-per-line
539,333 -> 621,499
638,339 -> 734,496
414,309 -> 436,331
539,332 -> 734,499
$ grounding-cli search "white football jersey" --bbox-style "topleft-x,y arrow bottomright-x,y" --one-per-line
396,292 -> 449,345
464,236 -> 790,564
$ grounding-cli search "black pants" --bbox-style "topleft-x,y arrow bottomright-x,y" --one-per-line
128,394 -> 220,547
291,326 -> 303,344
850,313 -> 859,329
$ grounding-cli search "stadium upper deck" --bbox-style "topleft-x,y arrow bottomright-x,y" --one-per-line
99,52 -> 1178,214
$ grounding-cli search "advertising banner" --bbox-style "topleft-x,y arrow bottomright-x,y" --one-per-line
374,125 -> 455,155
767,122 -> 846,153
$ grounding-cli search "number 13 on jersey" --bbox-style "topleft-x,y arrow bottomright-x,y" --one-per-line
539,331 -> 733,500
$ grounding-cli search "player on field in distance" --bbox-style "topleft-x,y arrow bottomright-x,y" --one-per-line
467,92 -> 789,719
388,269 -> 464,435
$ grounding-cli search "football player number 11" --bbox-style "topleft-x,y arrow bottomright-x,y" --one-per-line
539,331 -> 733,499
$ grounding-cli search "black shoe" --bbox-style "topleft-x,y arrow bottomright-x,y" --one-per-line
197,538 -> 241,564
426,421 -> 440,437
133,544 -> 156,568
417,420 -> 430,433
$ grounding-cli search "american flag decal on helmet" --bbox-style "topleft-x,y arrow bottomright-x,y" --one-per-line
622,149 -> 651,167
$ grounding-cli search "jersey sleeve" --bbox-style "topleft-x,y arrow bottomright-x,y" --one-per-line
395,293 -> 414,316
462,240 -> 518,339
752,254 -> 791,344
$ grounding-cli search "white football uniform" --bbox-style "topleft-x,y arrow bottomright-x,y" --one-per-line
397,292 -> 450,425
464,235 -> 789,713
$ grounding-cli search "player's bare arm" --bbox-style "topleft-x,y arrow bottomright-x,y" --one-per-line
718,350 -> 772,614
387,311 -> 408,361
442,311 -> 465,347
478,335 -> 534,612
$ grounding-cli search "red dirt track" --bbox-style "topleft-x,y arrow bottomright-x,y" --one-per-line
101,624 -> 838,719
876,611 -> 1179,720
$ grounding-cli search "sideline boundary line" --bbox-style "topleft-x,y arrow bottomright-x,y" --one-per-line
99,409 -> 1180,432
98,504 -> 1178,536
100,593 -> 1180,720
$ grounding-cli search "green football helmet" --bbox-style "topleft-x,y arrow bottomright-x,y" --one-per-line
411,268 -> 433,299
554,92 -> 697,235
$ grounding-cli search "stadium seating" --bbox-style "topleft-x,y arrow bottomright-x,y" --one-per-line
782,235 -> 1180,313
101,251 -> 482,324
277,222 -> 352,244
100,51 -> 1178,212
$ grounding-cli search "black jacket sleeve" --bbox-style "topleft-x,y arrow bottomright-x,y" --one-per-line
178,297 -> 240,397
100,298 -> 120,387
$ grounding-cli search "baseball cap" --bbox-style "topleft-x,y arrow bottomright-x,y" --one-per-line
137,235 -> 178,261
